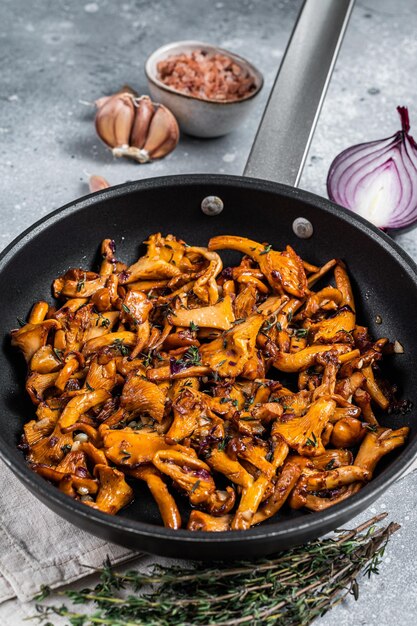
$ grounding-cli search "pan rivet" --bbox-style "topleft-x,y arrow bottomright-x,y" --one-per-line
292,217 -> 313,239
201,196 -> 224,216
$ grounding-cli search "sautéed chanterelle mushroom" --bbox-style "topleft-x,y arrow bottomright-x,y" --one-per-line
12,233 -> 409,531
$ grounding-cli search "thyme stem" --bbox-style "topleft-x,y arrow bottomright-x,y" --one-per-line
30,514 -> 399,626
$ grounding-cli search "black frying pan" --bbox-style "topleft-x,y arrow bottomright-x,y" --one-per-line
1,0 -> 416,560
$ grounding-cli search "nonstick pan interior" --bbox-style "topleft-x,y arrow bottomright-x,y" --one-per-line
0,174 -> 416,559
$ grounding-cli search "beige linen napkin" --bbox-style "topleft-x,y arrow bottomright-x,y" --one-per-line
0,459 -> 138,603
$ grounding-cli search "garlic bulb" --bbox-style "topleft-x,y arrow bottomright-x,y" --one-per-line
95,91 -> 179,163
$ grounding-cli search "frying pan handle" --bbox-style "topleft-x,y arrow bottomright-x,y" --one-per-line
244,0 -> 355,187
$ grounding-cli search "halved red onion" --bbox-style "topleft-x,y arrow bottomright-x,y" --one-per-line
327,107 -> 417,231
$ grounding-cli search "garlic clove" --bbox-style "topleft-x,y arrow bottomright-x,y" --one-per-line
95,92 -> 135,149
151,132 -> 180,160
112,145 -> 151,163
109,93 -> 135,147
89,175 -> 110,193
130,96 -> 155,150
95,85 -> 136,110
119,84 -> 139,97
95,94 -> 113,109
142,105 -> 179,159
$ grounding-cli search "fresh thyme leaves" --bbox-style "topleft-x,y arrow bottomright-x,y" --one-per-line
259,243 -> 272,255
294,328 -> 308,338
262,315 -> 277,332
365,424 -> 378,433
305,432 -> 318,447
95,311 -> 111,328
141,350 -> 154,367
34,585 -> 51,602
120,448 -> 131,462
217,437 -> 228,451
16,317 -> 26,327
160,303 -> 174,318
175,346 -> 202,369
219,397 -> 238,407
189,321 -> 199,332
32,514 -> 399,626
244,395 -> 255,410
112,338 -> 130,357
53,348 -> 64,361
85,382 -> 94,392
325,458 -> 336,471
190,479 -> 201,493
186,346 -> 202,366
76,274 -> 86,293
261,316 -> 283,336
122,303 -> 139,326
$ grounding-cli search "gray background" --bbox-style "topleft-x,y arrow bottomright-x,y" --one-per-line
1,0 -> 417,623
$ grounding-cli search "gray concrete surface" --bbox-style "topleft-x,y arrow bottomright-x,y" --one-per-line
1,0 -> 417,624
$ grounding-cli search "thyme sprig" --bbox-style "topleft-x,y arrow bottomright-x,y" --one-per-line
174,345 -> 202,368
30,513 -> 398,626
112,338 -> 130,357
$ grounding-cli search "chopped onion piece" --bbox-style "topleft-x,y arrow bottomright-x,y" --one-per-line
327,107 -> 417,231
74,432 -> 88,443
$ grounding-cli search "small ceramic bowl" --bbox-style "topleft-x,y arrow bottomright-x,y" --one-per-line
145,40 -> 264,138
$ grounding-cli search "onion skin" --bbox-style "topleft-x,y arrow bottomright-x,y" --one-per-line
327,106 -> 417,233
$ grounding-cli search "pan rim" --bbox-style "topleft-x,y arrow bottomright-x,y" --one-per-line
1,173 -> 417,546
1,173 -> 416,274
